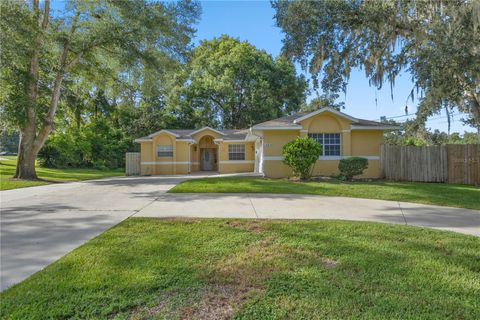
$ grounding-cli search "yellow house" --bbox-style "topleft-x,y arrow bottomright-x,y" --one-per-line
134,107 -> 398,178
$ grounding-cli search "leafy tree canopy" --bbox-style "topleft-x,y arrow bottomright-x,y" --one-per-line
301,92 -> 345,111
273,0 -> 480,125
168,35 -> 307,129
0,0 -> 200,178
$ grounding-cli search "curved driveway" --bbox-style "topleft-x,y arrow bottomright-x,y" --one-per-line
1,174 -> 479,290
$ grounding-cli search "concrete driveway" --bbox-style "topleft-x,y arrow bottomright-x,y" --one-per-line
138,193 -> 480,236
0,175 -> 187,291
1,174 -> 479,291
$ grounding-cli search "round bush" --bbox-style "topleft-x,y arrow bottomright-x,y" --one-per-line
338,157 -> 369,180
282,136 -> 322,180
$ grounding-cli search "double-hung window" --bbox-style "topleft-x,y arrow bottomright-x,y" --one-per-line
308,133 -> 341,156
228,144 -> 245,160
157,145 -> 173,157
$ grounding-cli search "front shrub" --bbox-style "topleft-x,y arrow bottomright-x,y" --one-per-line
282,136 -> 322,180
338,157 -> 369,181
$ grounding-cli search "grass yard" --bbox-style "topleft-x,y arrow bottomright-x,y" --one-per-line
0,156 -> 124,191
1,218 -> 479,319
170,177 -> 480,210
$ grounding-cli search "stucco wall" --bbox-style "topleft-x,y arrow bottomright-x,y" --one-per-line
218,141 -> 255,173
139,129 -> 256,175
138,113 -> 385,178
261,111 -> 384,179
351,131 -> 383,156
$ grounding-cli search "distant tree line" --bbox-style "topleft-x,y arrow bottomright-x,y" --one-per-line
384,120 -> 480,146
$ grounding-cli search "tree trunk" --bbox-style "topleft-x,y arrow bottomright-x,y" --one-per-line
15,130 -> 38,180
14,0 -> 50,180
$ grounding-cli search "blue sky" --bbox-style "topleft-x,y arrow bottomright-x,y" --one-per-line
195,0 -> 476,133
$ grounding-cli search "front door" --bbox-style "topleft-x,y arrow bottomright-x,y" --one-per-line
201,148 -> 213,171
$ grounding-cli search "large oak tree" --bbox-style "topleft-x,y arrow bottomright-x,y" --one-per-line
0,0 -> 200,179
273,0 -> 480,126
168,35 -> 307,129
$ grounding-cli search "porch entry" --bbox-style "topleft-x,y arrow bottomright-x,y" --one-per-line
200,148 -> 217,171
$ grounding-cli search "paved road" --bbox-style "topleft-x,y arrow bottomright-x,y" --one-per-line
1,175 -> 479,290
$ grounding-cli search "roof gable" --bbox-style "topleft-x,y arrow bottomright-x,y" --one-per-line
293,107 -> 358,124
189,126 -> 226,137
147,129 -> 180,138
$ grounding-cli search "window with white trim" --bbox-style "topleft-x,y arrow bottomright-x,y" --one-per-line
308,133 -> 341,156
228,144 -> 245,160
157,145 -> 173,157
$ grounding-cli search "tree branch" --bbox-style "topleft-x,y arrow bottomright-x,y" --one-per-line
34,9 -> 80,152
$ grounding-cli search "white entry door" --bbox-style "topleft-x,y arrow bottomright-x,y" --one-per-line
201,149 -> 213,171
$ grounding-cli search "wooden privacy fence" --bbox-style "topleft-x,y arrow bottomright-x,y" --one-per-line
447,144 -> 480,185
125,152 -> 140,176
380,144 -> 480,185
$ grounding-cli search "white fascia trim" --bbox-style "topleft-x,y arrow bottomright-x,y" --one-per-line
219,160 -> 255,164
214,139 -> 249,143
293,107 -> 359,124
147,129 -> 180,138
177,139 -> 196,142
141,161 -> 194,165
252,126 -> 302,130
134,138 -> 151,143
350,125 -> 400,130
190,126 -> 226,136
263,156 -> 379,161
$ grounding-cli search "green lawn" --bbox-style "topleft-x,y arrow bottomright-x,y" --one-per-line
1,218 -> 479,319
170,177 -> 480,210
0,156 -> 124,191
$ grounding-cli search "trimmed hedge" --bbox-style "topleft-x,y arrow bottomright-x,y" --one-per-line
338,157 -> 369,180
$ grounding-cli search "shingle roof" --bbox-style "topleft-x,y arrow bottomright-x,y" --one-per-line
252,111 -> 311,128
135,128 -> 250,142
135,108 -> 397,142
252,107 -> 392,129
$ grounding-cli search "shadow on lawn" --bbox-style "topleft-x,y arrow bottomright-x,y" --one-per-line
2,219 -> 479,319
56,220 -> 480,318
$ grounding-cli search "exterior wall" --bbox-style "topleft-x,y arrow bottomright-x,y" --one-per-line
351,131 -> 383,156
137,116 -> 384,177
350,130 -> 384,178
190,144 -> 200,172
299,113 -> 352,156
218,141 -> 255,173
300,113 -> 351,132
139,129 -> 257,175
140,142 -> 154,175
262,130 -> 299,178
152,134 -> 175,175
174,141 -> 190,174
261,112 -> 384,179
140,133 -> 191,175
